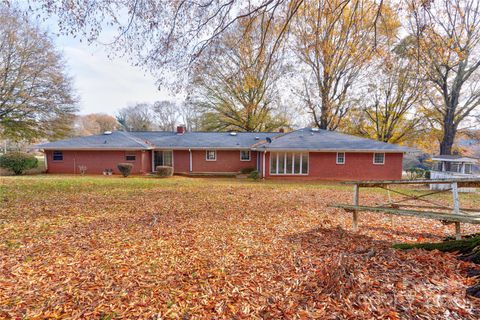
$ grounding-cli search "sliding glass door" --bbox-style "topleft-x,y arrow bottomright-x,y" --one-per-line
154,150 -> 173,168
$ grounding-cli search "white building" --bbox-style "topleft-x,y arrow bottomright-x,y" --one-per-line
430,155 -> 479,192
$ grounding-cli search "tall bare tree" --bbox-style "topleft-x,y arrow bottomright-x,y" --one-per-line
293,0 -> 399,130
152,101 -> 180,131
191,17 -> 289,132
75,113 -> 119,136
29,0 -> 390,89
116,103 -> 155,131
0,5 -> 77,141
409,0 -> 480,155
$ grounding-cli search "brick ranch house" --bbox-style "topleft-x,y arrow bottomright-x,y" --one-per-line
37,126 -> 409,180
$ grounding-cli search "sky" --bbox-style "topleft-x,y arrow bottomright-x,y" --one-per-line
48,22 -> 173,116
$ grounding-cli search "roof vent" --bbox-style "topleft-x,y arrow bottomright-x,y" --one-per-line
229,132 -> 237,136
266,137 -> 272,143
104,131 -> 112,135
311,128 -> 319,132
255,136 -> 260,140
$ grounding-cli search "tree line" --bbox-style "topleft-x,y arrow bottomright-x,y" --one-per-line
1,1 -> 480,156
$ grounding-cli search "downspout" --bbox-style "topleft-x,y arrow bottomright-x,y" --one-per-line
262,150 -> 266,180
151,150 -> 155,172
189,149 -> 192,172
44,150 -> 48,172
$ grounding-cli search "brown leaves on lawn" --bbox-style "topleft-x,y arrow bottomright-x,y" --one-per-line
0,177 -> 479,319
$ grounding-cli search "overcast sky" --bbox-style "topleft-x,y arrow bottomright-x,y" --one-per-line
51,27 -> 172,116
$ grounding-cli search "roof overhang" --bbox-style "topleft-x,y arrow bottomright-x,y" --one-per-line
252,148 -> 409,153
432,157 -> 478,163
39,147 -> 153,151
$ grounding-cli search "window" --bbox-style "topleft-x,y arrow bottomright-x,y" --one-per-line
465,163 -> 472,174
206,150 -> 216,161
270,152 -> 308,175
125,153 -> 136,161
336,152 -> 345,164
53,151 -> 63,161
373,153 -> 385,165
240,150 -> 251,161
451,162 -> 461,173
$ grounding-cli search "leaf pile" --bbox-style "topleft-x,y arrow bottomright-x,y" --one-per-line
0,177 -> 479,318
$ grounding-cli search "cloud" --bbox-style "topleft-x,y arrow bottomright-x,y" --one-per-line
59,41 -> 173,115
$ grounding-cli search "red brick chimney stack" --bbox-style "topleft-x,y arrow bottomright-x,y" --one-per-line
176,125 -> 186,134
279,128 -> 285,133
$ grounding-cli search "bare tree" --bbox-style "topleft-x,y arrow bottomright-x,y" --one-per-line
409,0 -> 480,155
152,101 -> 179,131
293,0 -> 398,130
75,113 -> 119,136
116,103 -> 155,131
29,0 -> 390,88
0,5 -> 77,141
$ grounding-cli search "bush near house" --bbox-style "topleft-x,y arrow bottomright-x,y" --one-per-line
240,167 -> 256,174
155,166 -> 173,177
0,152 -> 38,175
117,163 -> 133,177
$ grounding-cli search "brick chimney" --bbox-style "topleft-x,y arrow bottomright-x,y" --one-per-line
279,128 -> 285,133
176,125 -> 186,134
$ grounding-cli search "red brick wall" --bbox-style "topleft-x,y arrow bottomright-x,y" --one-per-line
173,150 -> 190,173
176,150 -> 257,173
264,152 -> 403,180
45,150 -> 149,174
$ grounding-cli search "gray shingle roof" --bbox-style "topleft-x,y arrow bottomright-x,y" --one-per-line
130,131 -> 277,149
256,128 -> 410,152
37,128 -> 409,152
37,131 -> 152,150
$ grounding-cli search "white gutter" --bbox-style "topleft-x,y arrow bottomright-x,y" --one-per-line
252,148 -> 410,153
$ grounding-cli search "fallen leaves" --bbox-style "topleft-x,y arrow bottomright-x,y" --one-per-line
0,176 -> 479,319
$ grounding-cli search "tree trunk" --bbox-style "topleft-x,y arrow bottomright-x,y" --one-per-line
439,102 -> 457,155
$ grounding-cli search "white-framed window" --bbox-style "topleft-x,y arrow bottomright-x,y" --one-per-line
464,163 -> 472,174
53,151 -> 63,161
206,150 -> 216,161
270,152 -> 308,175
336,152 -> 345,165
240,150 -> 251,161
125,153 -> 136,161
451,162 -> 461,173
373,153 -> 385,165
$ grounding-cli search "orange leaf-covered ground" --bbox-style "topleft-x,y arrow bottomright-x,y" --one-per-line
1,176 -> 479,319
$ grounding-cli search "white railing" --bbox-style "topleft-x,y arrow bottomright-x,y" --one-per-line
430,170 -> 479,192
430,170 -> 480,179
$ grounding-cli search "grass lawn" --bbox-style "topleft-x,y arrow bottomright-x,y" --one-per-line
1,176 -> 479,318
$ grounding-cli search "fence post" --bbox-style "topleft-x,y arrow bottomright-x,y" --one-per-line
353,184 -> 359,232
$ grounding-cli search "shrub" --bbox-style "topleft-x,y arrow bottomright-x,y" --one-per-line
156,166 -> 173,177
117,163 -> 133,177
248,170 -> 260,180
406,167 -> 427,180
0,152 -> 38,175
240,167 -> 255,174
